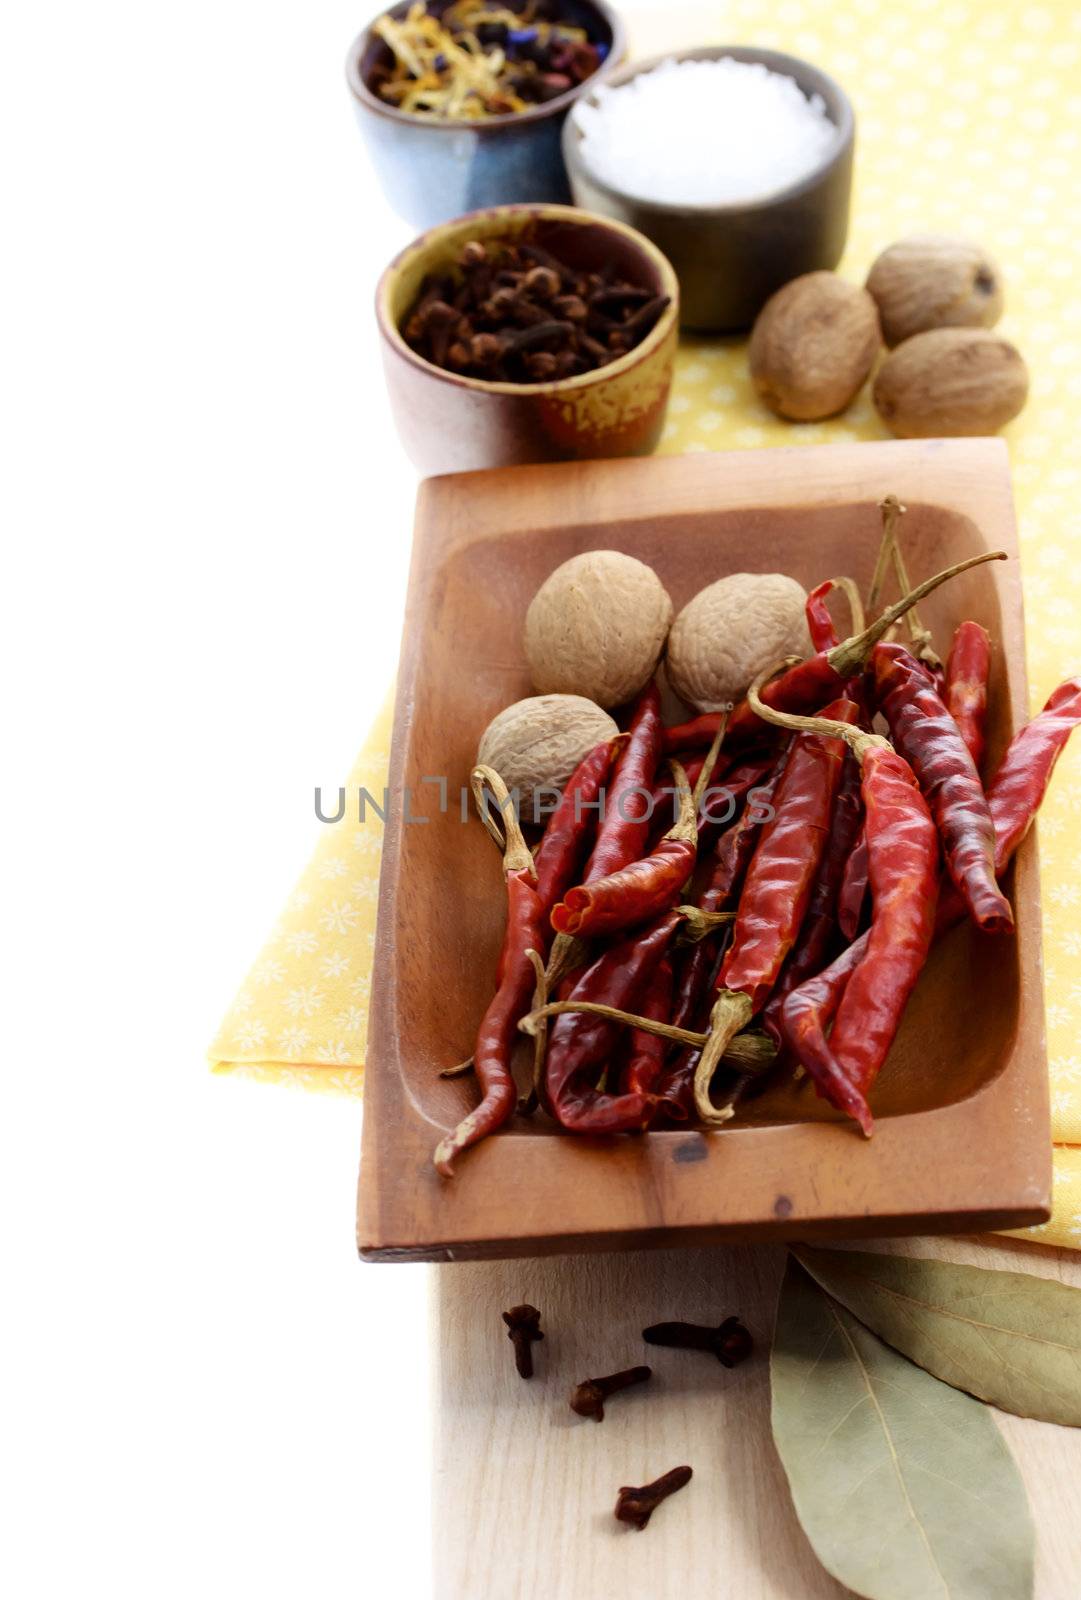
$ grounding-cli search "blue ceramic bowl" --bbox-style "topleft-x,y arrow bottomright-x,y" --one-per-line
346,0 -> 625,230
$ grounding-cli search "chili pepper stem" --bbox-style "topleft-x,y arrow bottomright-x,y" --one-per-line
518,1001 -> 777,1072
881,501 -> 944,672
521,1000 -> 708,1049
676,906 -> 736,943
470,765 -> 535,876
439,1054 -> 474,1079
866,494 -> 905,616
664,759 -> 697,845
693,991 -> 755,1125
747,667 -> 890,761
829,574 -> 865,638
545,929 -> 588,992
518,947 -> 548,1116
691,711 -> 730,816
829,549 -> 1006,679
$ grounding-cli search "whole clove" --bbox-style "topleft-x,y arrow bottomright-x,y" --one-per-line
615,1466 -> 693,1530
570,1364 -> 652,1422
642,1316 -> 754,1367
401,237 -> 670,384
502,1304 -> 544,1378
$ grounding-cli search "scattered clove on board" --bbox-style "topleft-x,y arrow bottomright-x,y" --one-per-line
570,1365 -> 652,1422
502,1304 -> 544,1378
615,1466 -> 693,1530
642,1316 -> 754,1367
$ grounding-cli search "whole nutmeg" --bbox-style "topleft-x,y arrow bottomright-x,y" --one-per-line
666,574 -> 811,713
866,235 -> 1004,347
749,273 -> 881,421
477,694 -> 618,820
525,551 -> 673,709
873,328 -> 1029,439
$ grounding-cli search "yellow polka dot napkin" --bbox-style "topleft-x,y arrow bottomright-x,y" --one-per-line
209,700 -> 393,1098
211,0 -> 1081,1245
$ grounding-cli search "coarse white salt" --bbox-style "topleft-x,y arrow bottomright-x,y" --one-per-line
573,57 -> 839,207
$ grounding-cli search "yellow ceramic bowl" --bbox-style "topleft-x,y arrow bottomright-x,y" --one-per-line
375,203 -> 679,476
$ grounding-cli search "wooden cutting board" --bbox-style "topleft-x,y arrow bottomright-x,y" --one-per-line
359,438 -> 1048,1262
432,1236 -> 1081,1599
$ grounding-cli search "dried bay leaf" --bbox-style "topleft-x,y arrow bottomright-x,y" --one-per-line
794,1245 -> 1081,1427
771,1258 -> 1034,1600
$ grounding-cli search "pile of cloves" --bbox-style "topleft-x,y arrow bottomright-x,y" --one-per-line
402,237 -> 671,383
500,1302 -> 753,1532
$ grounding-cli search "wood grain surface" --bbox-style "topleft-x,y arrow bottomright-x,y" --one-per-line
432,1236 -> 1081,1599
359,438 -> 1049,1262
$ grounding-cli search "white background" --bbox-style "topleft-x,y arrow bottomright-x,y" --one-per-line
4,1 -> 685,1593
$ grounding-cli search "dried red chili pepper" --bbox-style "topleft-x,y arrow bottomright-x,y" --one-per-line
663,551 -> 1004,754
695,752 -> 778,835
804,575 -> 864,654
835,680 -> 879,947
700,760 -> 787,910
780,930 -> 871,1122
805,578 -> 841,653
542,911 -> 677,1133
786,678 -> 1081,1114
762,737 -> 864,1038
836,828 -> 870,940
545,683 -> 665,991
434,767 -> 546,1176
873,641 -> 1012,934
749,698 -> 940,1132
669,805 -> 764,1041
945,621 -> 992,771
692,702 -> 855,1123
718,703 -> 856,1010
787,681 -> 1081,1107
663,712 -> 736,755
936,675 -> 1081,931
531,738 -> 622,913
580,681 -> 663,881
985,676 -> 1081,870
816,749 -> 938,1123
551,761 -> 698,938
622,957 -> 673,1097
655,756 -> 785,1121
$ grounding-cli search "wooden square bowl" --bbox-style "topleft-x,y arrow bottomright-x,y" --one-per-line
358,438 -> 1050,1262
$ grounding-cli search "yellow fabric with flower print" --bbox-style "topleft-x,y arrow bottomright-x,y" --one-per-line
210,0 -> 1081,1247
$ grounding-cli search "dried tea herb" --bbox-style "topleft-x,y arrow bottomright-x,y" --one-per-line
371,0 -> 606,120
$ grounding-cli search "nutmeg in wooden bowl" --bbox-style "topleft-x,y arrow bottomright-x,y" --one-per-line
375,204 -> 679,476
